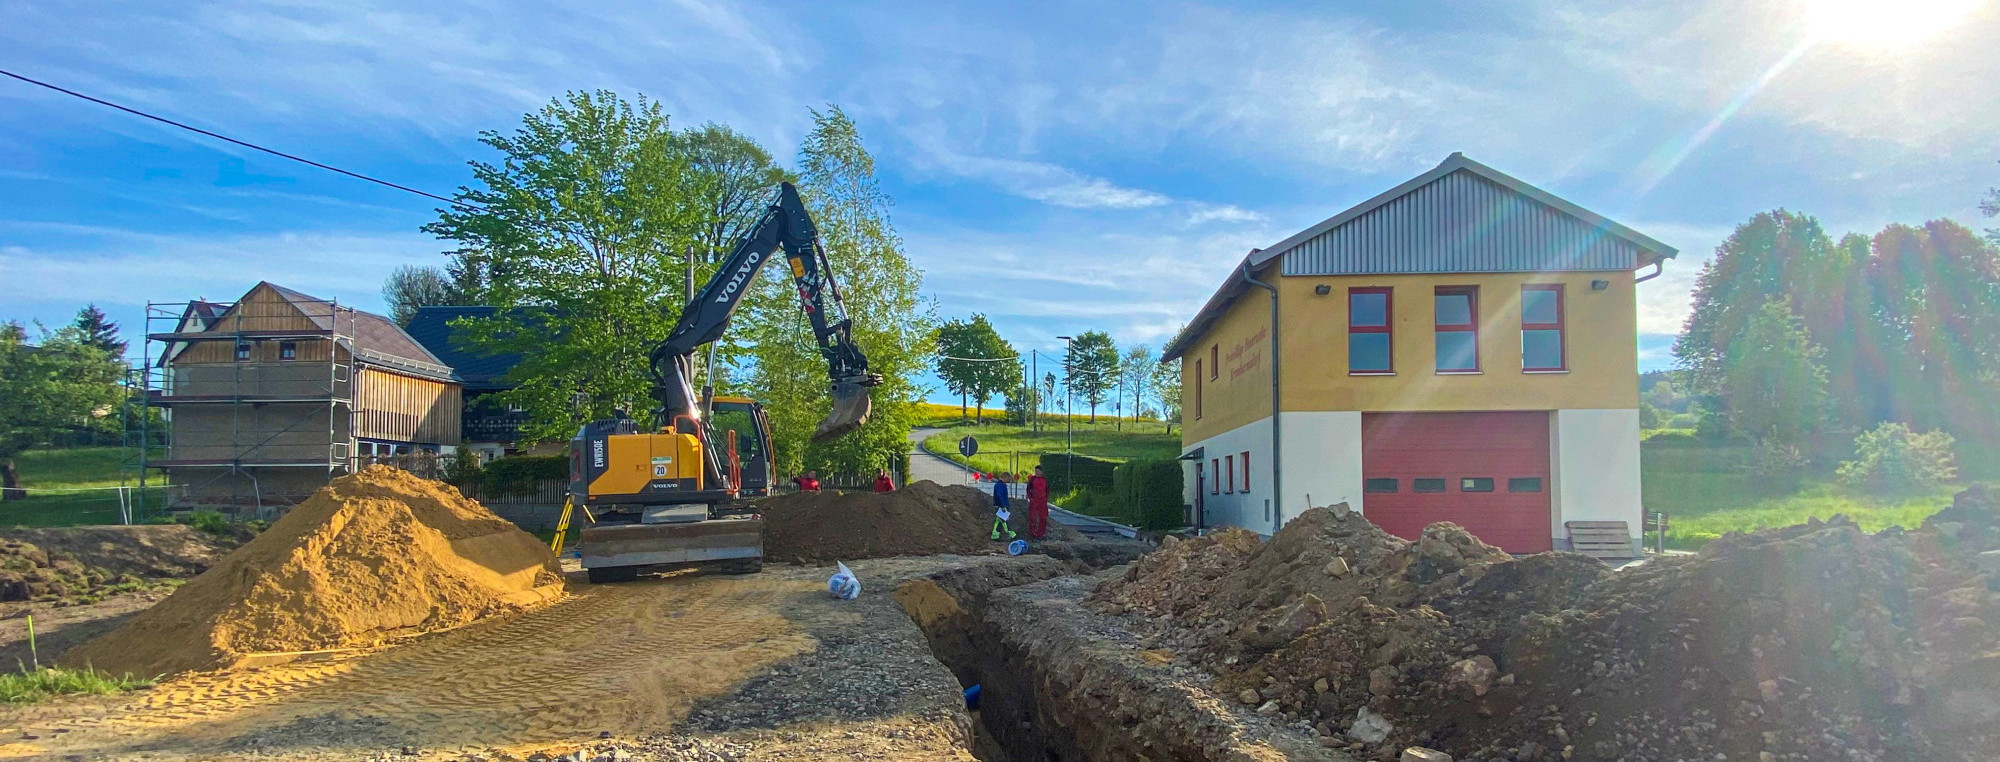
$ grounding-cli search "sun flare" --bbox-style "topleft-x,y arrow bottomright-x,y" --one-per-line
1804,0 -> 1985,46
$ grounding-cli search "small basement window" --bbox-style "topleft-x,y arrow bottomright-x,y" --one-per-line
1413,478 -> 1446,493
1364,477 -> 1399,493
1461,477 -> 1495,492
1508,477 -> 1543,492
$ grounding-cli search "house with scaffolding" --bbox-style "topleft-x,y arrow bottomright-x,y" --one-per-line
140,282 -> 462,511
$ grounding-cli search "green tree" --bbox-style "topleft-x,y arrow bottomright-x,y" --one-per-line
1861,221 -> 2000,443
1723,300 -> 1830,450
681,123 -> 790,260
1981,166 -> 1998,245
382,264 -> 460,325
1064,331 -> 1118,422
934,315 -> 1018,423
1120,344 -> 1154,429
423,91 -> 699,441
734,106 -> 932,475
71,304 -> 126,357
0,322 -> 125,498
1151,357 -> 1182,437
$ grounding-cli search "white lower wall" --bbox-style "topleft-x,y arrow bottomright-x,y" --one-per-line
1551,408 -> 1643,542
1181,417 -> 1274,533
1183,412 -> 1363,536
1277,411 -> 1365,524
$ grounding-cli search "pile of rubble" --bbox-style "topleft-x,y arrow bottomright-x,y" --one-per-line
1090,492 -> 2000,762
762,480 -> 1065,563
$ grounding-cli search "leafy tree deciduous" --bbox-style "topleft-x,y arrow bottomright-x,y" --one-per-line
1064,331 -> 1118,422
382,265 -> 460,325
933,314 -> 1018,423
0,323 -> 125,498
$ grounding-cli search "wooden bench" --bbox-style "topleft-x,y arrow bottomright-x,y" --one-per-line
1565,521 -> 1637,559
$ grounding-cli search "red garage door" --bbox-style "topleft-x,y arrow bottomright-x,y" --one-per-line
1361,412 -> 1551,553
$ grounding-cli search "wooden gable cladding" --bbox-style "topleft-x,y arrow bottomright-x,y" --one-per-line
354,368 -> 461,445
174,284 -> 334,365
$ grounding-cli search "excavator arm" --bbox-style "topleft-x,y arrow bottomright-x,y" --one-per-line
647,182 -> 882,490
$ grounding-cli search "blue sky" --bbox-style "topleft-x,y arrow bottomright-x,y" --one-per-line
3,0 -> 1995,400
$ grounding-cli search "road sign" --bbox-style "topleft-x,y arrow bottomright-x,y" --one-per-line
958,436 -> 979,457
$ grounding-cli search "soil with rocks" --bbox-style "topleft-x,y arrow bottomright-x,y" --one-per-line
0,524 -> 242,581
759,480 -> 1077,564
1090,493 -> 2000,762
64,466 -> 564,678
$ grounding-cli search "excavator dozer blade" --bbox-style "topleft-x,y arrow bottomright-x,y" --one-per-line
812,380 -> 874,443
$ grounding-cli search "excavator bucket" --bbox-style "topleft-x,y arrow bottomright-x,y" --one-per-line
812,380 -> 874,442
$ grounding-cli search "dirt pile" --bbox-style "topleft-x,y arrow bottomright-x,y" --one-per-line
64,466 -> 564,677
762,480 -> 1049,563
0,537 -> 142,602
1,525 -> 240,580
1091,496 -> 2000,762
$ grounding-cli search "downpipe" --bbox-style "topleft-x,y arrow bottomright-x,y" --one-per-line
1239,262 -> 1282,533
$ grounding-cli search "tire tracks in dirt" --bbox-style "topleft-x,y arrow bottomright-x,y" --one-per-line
0,573 -> 820,758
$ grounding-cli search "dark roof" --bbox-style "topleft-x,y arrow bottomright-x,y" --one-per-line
1161,154 -> 1676,361
254,282 -> 456,382
404,306 -> 526,392
157,300 -> 224,367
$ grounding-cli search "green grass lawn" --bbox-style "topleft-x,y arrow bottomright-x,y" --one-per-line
1641,441 -> 1957,549
921,419 -> 1180,478
0,666 -> 155,704
3,448 -> 168,528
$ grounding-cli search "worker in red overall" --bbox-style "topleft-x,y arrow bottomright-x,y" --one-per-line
872,469 -> 895,492
1025,465 -> 1051,540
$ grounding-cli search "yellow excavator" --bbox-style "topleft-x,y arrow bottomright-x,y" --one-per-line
567,182 -> 880,582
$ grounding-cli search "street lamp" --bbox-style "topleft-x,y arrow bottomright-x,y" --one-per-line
1056,335 -> 1075,489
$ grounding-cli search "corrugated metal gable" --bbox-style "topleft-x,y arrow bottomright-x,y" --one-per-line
1279,169 -> 1643,276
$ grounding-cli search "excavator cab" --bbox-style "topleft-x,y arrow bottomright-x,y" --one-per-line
710,397 -> 775,496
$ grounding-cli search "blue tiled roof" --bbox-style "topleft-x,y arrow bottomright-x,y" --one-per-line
404,306 -> 525,391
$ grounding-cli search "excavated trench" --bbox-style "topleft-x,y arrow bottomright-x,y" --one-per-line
894,554 -> 1341,762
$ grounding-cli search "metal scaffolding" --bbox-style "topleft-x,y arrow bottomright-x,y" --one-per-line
127,298 -> 357,515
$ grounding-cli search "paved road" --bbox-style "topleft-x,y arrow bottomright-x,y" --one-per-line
906,428 -> 1136,537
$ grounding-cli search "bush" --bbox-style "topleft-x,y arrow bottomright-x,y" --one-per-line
1642,428 -> 1699,444
481,455 -> 568,497
441,449 -> 484,490
1837,422 -> 1957,495
1111,458 -> 1187,530
1746,440 -> 1809,493
1665,413 -> 1698,430
183,510 -> 230,536
1042,454 -> 1117,493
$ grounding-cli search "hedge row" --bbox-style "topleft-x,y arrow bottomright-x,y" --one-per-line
481,455 -> 568,496
1042,454 -> 1118,493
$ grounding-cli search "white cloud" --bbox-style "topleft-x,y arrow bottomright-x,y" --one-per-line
920,150 -> 1170,210
1185,203 -> 1266,226
0,224 -> 437,315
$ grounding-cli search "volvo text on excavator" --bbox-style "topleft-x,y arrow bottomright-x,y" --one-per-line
568,182 -> 881,582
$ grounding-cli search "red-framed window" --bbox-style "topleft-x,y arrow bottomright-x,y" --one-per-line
1210,458 -> 1220,494
1239,451 -> 1251,493
1348,287 -> 1393,374
1434,286 -> 1479,372
1521,285 -> 1566,371
1224,454 -> 1235,493
1209,344 -> 1219,380
1193,359 -> 1204,419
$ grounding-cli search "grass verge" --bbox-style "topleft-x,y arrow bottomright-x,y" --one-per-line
1642,440 -> 1956,549
0,666 -> 155,704
920,421 -> 1179,478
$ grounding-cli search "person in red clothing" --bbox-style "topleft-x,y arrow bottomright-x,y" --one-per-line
872,469 -> 895,492
1025,465 -> 1051,540
792,470 -> 821,492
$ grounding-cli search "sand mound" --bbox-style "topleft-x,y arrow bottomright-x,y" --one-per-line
1091,495 -> 2000,761
762,480 -> 1071,563
65,466 -> 563,678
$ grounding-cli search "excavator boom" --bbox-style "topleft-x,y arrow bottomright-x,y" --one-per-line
648,183 -> 882,490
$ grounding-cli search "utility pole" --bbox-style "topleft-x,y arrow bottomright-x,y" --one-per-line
1058,336 -> 1074,489
1029,350 -> 1038,436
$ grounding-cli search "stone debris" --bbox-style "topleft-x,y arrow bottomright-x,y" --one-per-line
1400,747 -> 1452,762
1089,487 -> 2000,762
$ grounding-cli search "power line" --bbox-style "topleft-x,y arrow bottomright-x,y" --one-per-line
0,67 -> 480,213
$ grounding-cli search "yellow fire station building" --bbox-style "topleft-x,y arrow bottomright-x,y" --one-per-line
1162,153 -> 1675,553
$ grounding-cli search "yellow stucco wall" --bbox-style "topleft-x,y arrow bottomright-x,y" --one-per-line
1181,290 -> 1274,443
1281,270 -> 1638,411
1179,267 -> 1639,439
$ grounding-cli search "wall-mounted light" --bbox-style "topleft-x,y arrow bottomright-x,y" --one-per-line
1314,284 -> 1332,295
1590,280 -> 1610,291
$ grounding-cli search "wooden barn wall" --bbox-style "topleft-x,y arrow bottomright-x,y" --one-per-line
355,368 -> 462,445
177,285 -> 335,364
